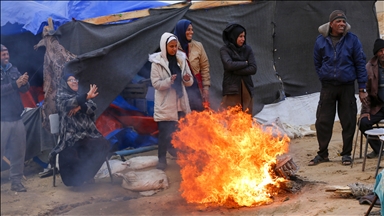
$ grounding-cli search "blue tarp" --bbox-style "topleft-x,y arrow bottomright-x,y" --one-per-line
1,1 -> 169,35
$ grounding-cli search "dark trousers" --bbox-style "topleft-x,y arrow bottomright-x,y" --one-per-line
59,137 -> 109,187
359,107 -> 384,153
315,84 -> 357,158
157,120 -> 180,162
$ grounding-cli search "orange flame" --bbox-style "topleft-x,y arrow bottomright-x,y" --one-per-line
172,106 -> 290,207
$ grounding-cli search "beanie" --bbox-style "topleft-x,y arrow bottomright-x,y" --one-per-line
373,38 -> 384,55
329,10 -> 347,22
0,44 -> 8,51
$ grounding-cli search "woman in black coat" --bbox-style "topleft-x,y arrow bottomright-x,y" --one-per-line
220,23 -> 257,115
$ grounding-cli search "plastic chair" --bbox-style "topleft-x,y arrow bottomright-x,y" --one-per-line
49,114 -> 113,187
49,114 -> 59,187
359,119 -> 384,158
361,128 -> 384,178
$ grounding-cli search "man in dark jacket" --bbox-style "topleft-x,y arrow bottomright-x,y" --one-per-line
308,10 -> 368,166
359,38 -> 384,158
1,44 -> 30,192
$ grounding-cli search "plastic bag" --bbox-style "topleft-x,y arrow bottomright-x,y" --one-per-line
115,169 -> 169,192
94,159 -> 128,179
122,156 -> 158,170
95,156 -> 159,179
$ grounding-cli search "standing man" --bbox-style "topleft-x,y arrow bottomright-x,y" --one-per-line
308,10 -> 368,166
1,44 -> 30,192
359,38 -> 384,158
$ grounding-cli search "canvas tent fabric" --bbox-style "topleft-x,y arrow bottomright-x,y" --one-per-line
274,1 -> 379,97
48,1 -> 379,118
0,1 -> 169,35
1,1 -> 380,118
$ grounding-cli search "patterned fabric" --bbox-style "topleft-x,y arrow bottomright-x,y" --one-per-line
34,31 -> 76,132
50,78 -> 102,155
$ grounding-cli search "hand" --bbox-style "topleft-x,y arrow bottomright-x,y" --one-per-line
183,73 -> 191,81
359,92 -> 368,106
16,72 -> 28,88
170,74 -> 177,84
68,106 -> 81,117
360,113 -> 370,121
202,88 -> 209,102
87,84 -> 99,99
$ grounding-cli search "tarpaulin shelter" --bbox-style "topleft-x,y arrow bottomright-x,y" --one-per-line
43,0 -> 380,116
1,0 -> 379,115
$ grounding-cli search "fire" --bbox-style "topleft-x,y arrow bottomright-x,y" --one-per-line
172,106 -> 290,207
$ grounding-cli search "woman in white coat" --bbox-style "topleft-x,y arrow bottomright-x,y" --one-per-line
148,32 -> 193,170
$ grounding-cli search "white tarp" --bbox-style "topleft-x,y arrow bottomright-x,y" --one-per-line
254,93 -> 362,138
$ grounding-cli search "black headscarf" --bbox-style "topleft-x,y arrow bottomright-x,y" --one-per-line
166,36 -> 183,98
222,23 -> 247,53
229,26 -> 246,48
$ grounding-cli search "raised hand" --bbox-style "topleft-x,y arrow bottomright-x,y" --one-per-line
87,84 -> 99,99
16,72 -> 28,88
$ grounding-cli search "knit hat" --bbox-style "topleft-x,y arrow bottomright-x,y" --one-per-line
373,38 -> 384,55
329,10 -> 347,22
0,44 -> 7,51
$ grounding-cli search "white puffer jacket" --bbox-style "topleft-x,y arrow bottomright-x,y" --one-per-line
148,32 -> 193,122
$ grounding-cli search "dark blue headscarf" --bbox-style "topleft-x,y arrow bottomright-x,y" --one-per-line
173,19 -> 192,55
62,73 -> 75,81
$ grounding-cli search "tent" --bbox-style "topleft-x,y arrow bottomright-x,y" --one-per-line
1,1 -> 379,116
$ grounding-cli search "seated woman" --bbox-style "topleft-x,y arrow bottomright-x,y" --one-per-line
49,73 -> 109,187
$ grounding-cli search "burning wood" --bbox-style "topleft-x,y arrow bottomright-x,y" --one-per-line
172,106 -> 291,207
274,155 -> 299,180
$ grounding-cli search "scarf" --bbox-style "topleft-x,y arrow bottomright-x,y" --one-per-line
228,26 -> 246,53
174,19 -> 192,55
167,53 -> 183,98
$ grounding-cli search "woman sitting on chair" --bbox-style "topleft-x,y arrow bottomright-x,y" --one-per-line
49,73 -> 109,187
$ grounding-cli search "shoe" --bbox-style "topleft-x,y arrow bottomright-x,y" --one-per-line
38,167 -> 59,178
156,162 -> 167,170
366,151 -> 378,159
11,182 -> 27,192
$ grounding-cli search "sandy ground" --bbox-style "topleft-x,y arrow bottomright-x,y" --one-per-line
1,122 -> 382,216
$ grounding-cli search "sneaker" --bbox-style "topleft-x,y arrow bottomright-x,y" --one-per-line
11,183 -> 27,192
367,151 -> 379,159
